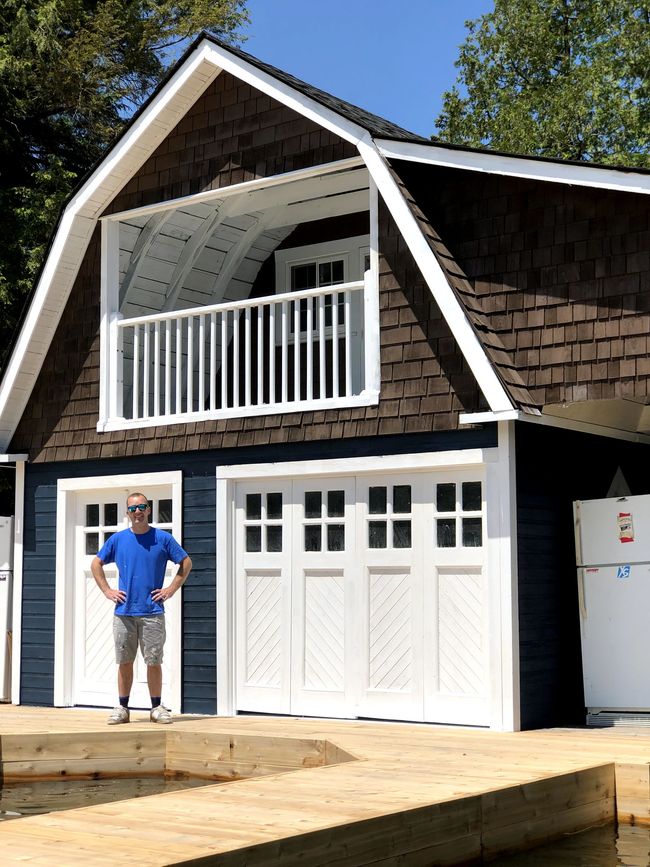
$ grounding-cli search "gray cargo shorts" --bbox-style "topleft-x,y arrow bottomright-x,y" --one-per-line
113,615 -> 166,665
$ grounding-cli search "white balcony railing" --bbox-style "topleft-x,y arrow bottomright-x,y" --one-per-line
103,278 -> 379,429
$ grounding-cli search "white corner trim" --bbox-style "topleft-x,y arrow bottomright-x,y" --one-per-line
217,448 -> 493,482
358,139 -> 514,413
460,409 -> 650,444
10,459 -> 25,704
216,475 -> 235,715
487,420 -> 520,731
376,139 -> 650,197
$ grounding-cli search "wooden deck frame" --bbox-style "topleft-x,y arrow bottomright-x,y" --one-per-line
0,708 -> 649,864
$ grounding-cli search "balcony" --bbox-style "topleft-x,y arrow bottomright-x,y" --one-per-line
101,276 -> 379,430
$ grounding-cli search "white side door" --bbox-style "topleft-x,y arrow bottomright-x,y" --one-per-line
290,478 -> 357,717
73,486 -> 181,709
235,481 -> 292,713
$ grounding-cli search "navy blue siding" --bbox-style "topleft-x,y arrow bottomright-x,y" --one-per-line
20,427 -> 496,711
515,422 -> 650,729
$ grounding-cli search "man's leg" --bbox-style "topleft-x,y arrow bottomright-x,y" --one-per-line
147,663 -> 162,699
118,662 -> 134,698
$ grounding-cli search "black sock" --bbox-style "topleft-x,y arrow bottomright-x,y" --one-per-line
119,696 -> 129,709
151,697 -> 161,709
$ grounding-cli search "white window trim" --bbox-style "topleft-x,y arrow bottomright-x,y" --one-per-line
274,235 -> 370,295
216,443 -> 520,731
54,470 -> 183,709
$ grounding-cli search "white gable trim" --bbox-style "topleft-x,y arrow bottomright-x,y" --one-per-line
376,139 -> 650,196
460,409 -> 650,444
359,140 -> 514,413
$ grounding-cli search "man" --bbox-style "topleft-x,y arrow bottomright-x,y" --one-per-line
90,492 -> 192,725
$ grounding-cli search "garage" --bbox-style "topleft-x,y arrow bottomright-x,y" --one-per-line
231,465 -> 492,726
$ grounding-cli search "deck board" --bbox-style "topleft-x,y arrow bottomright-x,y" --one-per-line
0,707 -> 647,864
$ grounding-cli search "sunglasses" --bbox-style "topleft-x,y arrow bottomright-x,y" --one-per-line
127,504 -> 149,513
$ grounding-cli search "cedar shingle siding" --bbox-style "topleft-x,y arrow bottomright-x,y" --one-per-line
394,160 -> 650,408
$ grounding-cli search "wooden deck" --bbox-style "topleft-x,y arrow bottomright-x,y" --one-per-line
0,707 -> 649,865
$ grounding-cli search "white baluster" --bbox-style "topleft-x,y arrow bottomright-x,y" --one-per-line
187,315 -> 194,413
210,312 -> 216,411
294,299 -> 300,402
306,297 -> 313,401
142,323 -> 150,419
132,324 -> 140,420
175,318 -> 182,415
233,311 -> 240,407
244,307 -> 251,407
332,292 -> 339,399
257,305 -> 263,406
198,313 -> 205,411
221,311 -> 228,410
281,301 -> 288,404
153,322 -> 160,418
268,303 -> 275,405
318,295 -> 326,399
165,320 -> 171,417
345,290 -> 352,397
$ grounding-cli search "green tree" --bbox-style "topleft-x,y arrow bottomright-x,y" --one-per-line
435,0 -> 650,166
0,0 -> 247,370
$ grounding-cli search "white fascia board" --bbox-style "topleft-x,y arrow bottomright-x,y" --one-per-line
359,138 -> 514,413
201,43 -> 368,147
0,454 -> 28,462
460,409 -> 650,444
376,140 -> 650,197
217,448 -> 491,481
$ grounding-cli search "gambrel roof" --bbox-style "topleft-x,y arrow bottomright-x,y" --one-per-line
1,33 -> 650,452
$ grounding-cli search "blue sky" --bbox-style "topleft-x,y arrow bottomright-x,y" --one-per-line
243,1 -> 493,138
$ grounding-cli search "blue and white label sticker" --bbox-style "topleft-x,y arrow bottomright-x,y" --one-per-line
617,565 -> 631,579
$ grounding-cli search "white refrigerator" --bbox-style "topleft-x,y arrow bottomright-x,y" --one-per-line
575,494 -> 650,717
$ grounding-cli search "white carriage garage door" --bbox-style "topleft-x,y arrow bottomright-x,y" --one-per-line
234,470 -> 490,726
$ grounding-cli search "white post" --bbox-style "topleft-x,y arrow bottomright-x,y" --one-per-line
306,298 -> 313,401
232,312 -> 240,407
268,304 -> 276,405
11,459 -> 25,704
257,307 -> 263,406
142,323 -> 150,419
244,308 -> 251,408
318,295 -> 326,399
198,314 -> 205,411
210,312 -> 216,412
165,320 -> 171,416
153,322 -> 160,418
281,301 -> 288,404
332,292 -> 339,399
364,177 -> 381,396
221,311 -> 228,410
175,318 -> 182,414
132,325 -> 140,420
293,300 -> 300,401
344,290 -> 352,396
186,315 -> 194,414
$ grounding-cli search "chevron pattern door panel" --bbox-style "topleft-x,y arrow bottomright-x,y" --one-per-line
79,570 -> 116,698
302,571 -> 345,692
437,568 -> 486,696
368,568 -> 414,693
243,571 -> 284,688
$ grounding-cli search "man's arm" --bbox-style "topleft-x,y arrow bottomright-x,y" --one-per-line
151,556 -> 192,603
90,556 -> 126,604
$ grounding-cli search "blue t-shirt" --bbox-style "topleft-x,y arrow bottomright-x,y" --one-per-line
97,527 -> 188,616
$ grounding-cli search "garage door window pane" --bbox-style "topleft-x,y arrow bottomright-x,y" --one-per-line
86,504 -> 99,527
436,484 -> 455,512
462,518 -> 482,548
393,520 -> 411,549
393,485 -> 411,514
267,492 -> 282,520
327,524 -> 345,551
266,526 -> 283,552
327,490 -> 345,518
104,503 -> 118,526
305,491 -> 322,519
437,518 -> 456,548
246,494 -> 261,521
369,486 -> 387,515
369,521 -> 387,548
246,526 -> 261,552
462,482 -> 482,512
86,532 -> 99,555
305,525 -> 322,552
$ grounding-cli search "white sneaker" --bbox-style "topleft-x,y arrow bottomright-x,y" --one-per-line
150,705 -> 172,724
107,706 -> 130,725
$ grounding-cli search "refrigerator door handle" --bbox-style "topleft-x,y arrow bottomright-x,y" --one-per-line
577,567 -> 587,619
